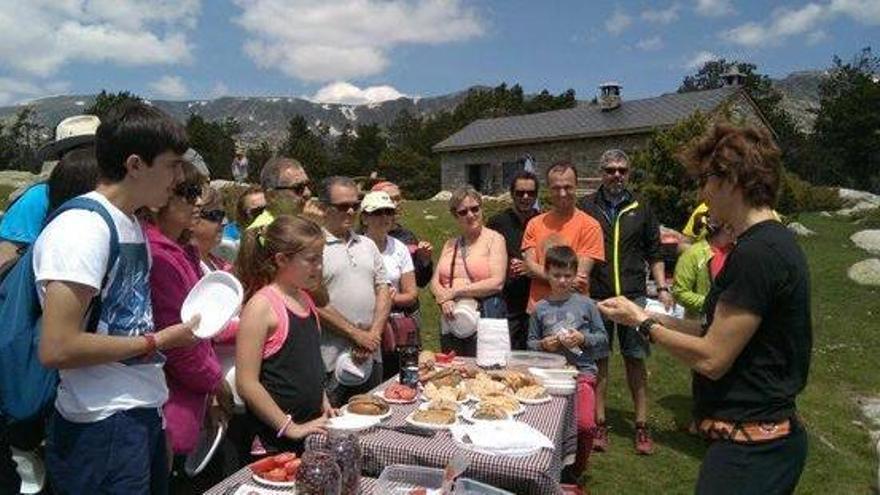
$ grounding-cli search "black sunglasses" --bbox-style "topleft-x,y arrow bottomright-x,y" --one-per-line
246,205 -> 266,220
274,181 -> 311,194
199,209 -> 226,223
603,166 -> 629,176
513,189 -> 537,198
174,183 -> 202,204
455,205 -> 481,217
330,201 -> 361,213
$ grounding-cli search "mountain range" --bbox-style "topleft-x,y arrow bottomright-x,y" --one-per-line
0,70 -> 825,146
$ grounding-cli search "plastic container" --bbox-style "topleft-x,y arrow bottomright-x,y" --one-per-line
505,351 -> 566,369
377,465 -> 513,494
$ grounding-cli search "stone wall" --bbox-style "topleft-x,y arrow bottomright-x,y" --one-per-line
440,132 -> 650,193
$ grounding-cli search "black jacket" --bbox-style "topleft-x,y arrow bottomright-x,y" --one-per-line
578,187 -> 662,300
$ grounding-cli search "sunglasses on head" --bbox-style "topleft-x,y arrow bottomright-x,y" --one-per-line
199,209 -> 226,223
603,166 -> 629,176
455,205 -> 481,217
174,183 -> 202,204
330,201 -> 361,213
366,208 -> 395,217
513,189 -> 537,199
274,181 -> 311,195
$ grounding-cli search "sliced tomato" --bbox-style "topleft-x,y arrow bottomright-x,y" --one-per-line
435,351 -> 455,363
273,452 -> 297,464
409,488 -> 428,495
283,458 -> 302,477
249,456 -> 277,473
263,468 -> 288,482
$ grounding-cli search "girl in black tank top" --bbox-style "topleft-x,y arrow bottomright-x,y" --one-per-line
234,215 -> 332,456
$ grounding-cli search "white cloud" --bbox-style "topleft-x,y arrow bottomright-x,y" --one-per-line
605,9 -> 633,34
210,82 -> 230,98
149,75 -> 188,99
685,50 -> 719,69
636,36 -> 665,51
695,0 -> 734,17
0,77 -> 68,105
308,82 -> 406,106
807,30 -> 830,44
829,0 -> 880,24
0,1 -> 199,78
642,4 -> 680,24
233,0 -> 484,82
721,3 -> 832,47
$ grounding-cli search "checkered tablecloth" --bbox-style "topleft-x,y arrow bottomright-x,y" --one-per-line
203,469 -> 379,494
308,375 -> 576,495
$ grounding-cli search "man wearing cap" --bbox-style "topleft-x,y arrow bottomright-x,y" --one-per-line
316,176 -> 391,407
0,115 -> 101,267
578,149 -> 672,456
247,157 -> 312,231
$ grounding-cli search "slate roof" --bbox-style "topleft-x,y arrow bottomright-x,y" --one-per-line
433,86 -> 742,152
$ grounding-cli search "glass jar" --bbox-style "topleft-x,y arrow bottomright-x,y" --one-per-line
296,448 -> 341,495
326,432 -> 362,495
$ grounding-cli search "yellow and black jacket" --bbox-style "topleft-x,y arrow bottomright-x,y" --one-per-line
578,187 -> 662,300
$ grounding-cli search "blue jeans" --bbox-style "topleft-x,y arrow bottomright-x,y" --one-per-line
47,408 -> 168,495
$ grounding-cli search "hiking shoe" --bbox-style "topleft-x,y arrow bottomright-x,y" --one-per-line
634,424 -> 654,455
592,424 -> 609,452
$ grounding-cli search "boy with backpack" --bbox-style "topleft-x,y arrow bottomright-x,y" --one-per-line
34,102 -> 200,494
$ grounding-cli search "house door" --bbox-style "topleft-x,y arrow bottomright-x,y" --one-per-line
467,164 -> 487,192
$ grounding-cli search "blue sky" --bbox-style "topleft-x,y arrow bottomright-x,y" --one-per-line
0,0 -> 877,106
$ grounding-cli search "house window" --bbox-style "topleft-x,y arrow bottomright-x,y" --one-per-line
467,164 -> 489,192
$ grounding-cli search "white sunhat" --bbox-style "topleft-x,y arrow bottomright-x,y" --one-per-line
38,114 -> 100,161
441,298 -> 480,339
360,191 -> 396,213
335,351 -> 373,386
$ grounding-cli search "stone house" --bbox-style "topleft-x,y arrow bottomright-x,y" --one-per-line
433,74 -> 774,194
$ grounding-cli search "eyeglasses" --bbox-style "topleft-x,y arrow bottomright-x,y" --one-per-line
513,189 -> 537,198
455,205 -> 481,217
329,201 -> 361,213
697,171 -> 724,186
246,205 -> 266,220
199,209 -> 226,223
174,183 -> 202,204
603,166 -> 629,176
365,208 -> 395,217
274,181 -> 311,195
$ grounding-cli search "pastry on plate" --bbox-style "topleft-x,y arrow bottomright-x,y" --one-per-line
347,394 -> 390,416
515,384 -> 548,400
412,409 -> 456,425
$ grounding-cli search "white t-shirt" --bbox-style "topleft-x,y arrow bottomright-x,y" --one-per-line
33,192 -> 167,423
379,235 -> 415,292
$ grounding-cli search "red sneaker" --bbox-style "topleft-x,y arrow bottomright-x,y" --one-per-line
634,425 -> 654,455
592,424 -> 609,452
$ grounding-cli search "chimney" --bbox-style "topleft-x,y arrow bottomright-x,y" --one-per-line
722,66 -> 745,87
598,82 -> 622,111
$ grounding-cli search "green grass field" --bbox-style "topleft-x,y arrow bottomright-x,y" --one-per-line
398,200 -> 879,494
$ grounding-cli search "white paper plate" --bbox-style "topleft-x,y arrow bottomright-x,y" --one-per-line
340,404 -> 392,421
327,414 -> 381,432
251,473 -> 298,488
404,411 -> 459,430
184,421 -> 226,476
515,393 -> 552,405
374,389 -> 417,404
181,271 -> 243,339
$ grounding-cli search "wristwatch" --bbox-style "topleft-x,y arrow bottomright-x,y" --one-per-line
636,318 -> 659,343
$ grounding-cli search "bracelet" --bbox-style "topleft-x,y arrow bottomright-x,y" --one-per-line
143,333 -> 158,356
277,414 -> 293,438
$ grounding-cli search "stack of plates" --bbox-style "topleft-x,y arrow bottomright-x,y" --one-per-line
528,367 -> 578,396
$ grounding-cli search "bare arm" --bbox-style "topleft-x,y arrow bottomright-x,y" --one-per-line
393,271 -> 418,308
369,283 -> 391,335
39,280 -> 196,369
649,312 -> 704,336
523,247 -> 548,282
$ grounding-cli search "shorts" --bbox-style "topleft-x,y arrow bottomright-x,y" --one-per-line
597,296 -> 649,360
46,407 -> 168,495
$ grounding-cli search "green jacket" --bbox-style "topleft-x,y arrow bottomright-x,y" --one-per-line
672,240 -> 713,318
